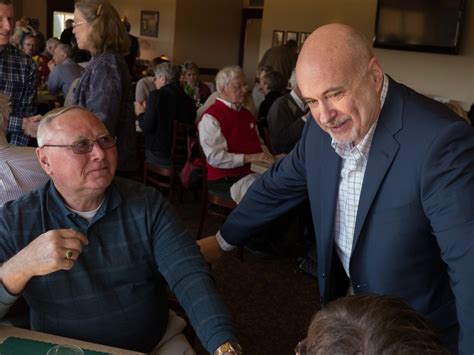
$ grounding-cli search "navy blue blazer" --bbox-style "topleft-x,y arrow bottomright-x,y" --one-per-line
221,77 -> 474,354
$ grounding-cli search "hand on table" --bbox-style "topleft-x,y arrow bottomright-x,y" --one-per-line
0,229 -> 89,295
22,114 -> 43,138
196,235 -> 224,264
243,152 -> 274,165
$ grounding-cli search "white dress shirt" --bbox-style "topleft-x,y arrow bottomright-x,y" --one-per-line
332,74 -> 389,276
0,133 -> 49,207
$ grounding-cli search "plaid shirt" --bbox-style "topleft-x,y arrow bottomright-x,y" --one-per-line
0,44 -> 37,146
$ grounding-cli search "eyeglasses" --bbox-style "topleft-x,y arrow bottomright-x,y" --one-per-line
40,135 -> 116,154
72,20 -> 87,28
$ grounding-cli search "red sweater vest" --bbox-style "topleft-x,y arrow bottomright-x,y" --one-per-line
204,100 -> 262,181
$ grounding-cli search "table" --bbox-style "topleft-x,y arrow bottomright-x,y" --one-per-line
0,325 -> 145,354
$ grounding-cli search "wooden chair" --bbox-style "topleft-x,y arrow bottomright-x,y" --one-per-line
195,138 -> 237,240
143,121 -> 193,201
262,126 -> 275,155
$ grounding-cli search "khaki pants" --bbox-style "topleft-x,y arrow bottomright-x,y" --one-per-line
150,310 -> 196,355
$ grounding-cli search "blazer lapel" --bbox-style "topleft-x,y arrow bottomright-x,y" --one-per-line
352,77 -> 403,250
316,134 -> 341,271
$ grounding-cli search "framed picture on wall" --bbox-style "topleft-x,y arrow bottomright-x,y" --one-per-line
272,30 -> 284,47
140,10 -> 159,37
299,32 -> 311,51
285,31 -> 299,44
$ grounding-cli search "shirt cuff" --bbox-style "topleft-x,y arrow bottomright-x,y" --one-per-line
0,281 -> 20,317
216,231 -> 236,251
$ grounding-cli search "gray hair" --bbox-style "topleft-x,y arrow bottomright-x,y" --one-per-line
37,106 -> 89,146
154,62 -> 179,83
0,93 -> 11,133
46,37 -> 60,48
55,43 -> 73,58
182,61 -> 199,75
215,66 -> 244,93
288,69 -> 297,89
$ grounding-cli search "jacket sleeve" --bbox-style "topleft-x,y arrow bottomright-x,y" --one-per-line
138,89 -> 161,134
220,119 -> 311,245
84,58 -> 123,135
421,120 -> 474,353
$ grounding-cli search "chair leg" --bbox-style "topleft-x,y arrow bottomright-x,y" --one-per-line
196,199 -> 208,240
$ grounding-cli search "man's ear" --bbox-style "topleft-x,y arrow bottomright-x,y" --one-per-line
367,57 -> 384,90
36,148 -> 53,176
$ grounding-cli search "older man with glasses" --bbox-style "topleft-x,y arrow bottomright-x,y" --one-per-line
0,106 -> 242,355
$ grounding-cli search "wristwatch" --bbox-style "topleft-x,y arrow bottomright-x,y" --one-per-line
214,342 -> 243,355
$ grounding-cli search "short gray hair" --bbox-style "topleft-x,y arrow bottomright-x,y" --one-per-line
154,62 -> 179,83
215,66 -> 244,93
37,105 -> 89,146
288,69 -> 297,89
56,43 -> 73,58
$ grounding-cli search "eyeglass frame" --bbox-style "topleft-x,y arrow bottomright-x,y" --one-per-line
72,20 -> 87,28
39,134 -> 117,154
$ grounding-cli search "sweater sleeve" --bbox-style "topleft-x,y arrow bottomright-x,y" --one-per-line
148,190 -> 239,353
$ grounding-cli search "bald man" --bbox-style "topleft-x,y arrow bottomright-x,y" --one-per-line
198,24 -> 474,354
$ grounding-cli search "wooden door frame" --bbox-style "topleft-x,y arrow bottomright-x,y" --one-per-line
46,0 -> 75,38
238,8 -> 263,67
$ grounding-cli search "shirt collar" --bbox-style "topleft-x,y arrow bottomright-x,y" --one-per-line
331,74 -> 389,160
216,97 -> 242,111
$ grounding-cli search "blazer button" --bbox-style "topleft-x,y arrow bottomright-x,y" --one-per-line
322,273 -> 326,279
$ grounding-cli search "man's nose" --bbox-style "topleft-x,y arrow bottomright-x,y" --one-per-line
90,141 -> 106,159
1,18 -> 12,32
318,101 -> 337,124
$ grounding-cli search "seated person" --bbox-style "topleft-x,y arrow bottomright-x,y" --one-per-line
20,33 -> 49,85
251,65 -> 273,112
181,61 -> 211,107
0,93 -> 48,207
297,294 -> 449,355
43,37 -> 60,59
0,106 -> 242,355
135,62 -> 196,166
198,65 -> 273,200
257,70 -> 286,136
47,43 -> 84,98
135,56 -> 170,107
267,69 -> 308,154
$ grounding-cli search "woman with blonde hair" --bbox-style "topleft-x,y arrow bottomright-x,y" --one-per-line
72,0 -> 137,175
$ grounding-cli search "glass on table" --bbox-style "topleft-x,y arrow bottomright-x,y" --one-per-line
46,344 -> 84,355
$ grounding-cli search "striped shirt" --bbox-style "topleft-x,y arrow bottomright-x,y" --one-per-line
0,133 -> 49,207
332,74 -> 389,276
0,44 -> 38,146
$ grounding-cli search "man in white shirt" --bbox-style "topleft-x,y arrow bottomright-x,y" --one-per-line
0,93 -> 49,207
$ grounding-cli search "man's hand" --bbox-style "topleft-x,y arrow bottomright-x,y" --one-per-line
134,101 -> 145,116
243,152 -> 274,165
22,114 -> 43,138
0,229 -> 89,295
196,235 -> 224,264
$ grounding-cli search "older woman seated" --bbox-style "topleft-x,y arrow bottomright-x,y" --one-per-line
198,65 -> 273,201
181,61 -> 211,107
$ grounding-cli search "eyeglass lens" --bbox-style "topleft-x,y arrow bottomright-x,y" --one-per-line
72,135 -> 116,154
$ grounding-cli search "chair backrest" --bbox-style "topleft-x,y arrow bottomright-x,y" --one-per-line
170,121 -> 194,166
263,126 -> 274,155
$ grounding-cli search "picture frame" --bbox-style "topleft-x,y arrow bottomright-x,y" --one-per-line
140,10 -> 159,38
272,30 -> 284,47
285,31 -> 299,44
299,32 -> 311,51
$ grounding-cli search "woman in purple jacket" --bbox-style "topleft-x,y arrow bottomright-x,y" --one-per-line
72,0 -> 137,175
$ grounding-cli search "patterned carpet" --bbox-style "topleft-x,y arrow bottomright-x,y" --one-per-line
173,195 -> 321,355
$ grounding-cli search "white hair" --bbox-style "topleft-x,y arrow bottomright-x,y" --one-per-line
215,66 -> 244,93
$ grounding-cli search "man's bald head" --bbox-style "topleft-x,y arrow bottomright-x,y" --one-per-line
297,24 -> 374,85
295,24 -> 384,145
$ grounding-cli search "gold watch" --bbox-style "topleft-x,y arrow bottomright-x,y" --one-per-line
214,341 -> 243,355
